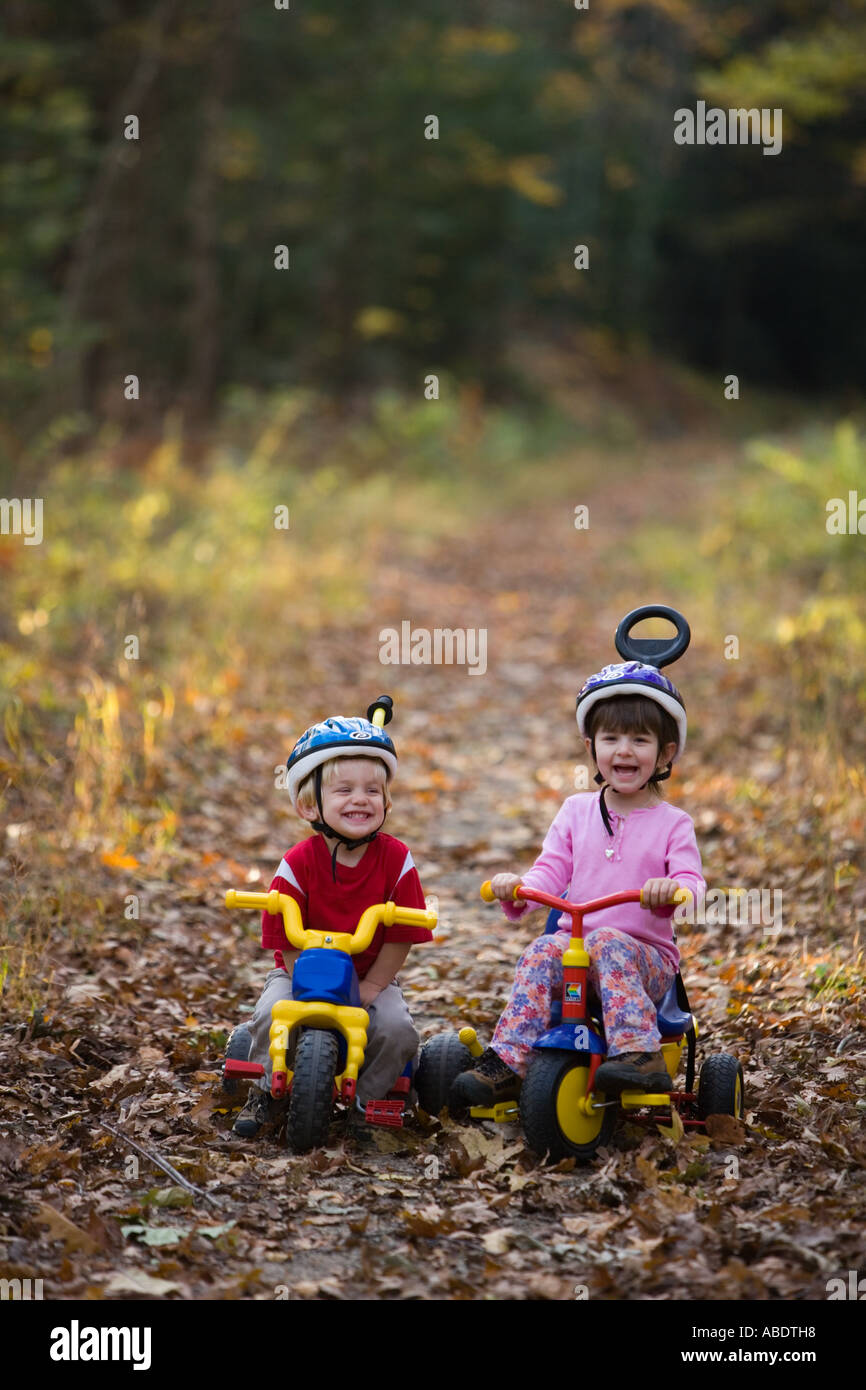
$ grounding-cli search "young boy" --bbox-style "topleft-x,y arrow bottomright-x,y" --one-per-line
233,711 -> 432,1136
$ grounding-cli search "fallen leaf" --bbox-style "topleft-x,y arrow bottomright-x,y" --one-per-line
34,1203 -> 99,1254
122,1223 -> 187,1247
104,1270 -> 181,1297
481,1227 -> 517,1255
704,1114 -> 748,1145
89,1063 -> 135,1092
656,1106 -> 685,1143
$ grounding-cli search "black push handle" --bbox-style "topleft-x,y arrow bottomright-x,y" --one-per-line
366,694 -> 394,726
614,606 -> 690,669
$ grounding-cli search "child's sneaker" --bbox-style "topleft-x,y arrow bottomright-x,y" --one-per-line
448,1047 -> 521,1107
232,1086 -> 273,1137
593,1051 -> 671,1094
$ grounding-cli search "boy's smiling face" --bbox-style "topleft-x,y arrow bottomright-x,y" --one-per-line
299,757 -> 388,838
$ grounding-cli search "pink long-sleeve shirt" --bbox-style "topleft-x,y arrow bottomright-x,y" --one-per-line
501,793 -> 705,971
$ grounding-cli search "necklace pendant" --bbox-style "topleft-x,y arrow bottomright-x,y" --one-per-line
605,847 -> 615,860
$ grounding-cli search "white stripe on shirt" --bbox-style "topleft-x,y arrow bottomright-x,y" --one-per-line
391,849 -> 415,893
275,858 -> 306,895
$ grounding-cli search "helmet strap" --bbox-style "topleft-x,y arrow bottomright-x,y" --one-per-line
309,764 -> 388,882
598,784 -> 614,837
647,763 -> 672,785
591,739 -> 615,837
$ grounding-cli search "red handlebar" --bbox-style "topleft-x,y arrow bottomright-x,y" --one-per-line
512,887 -> 644,916
479,880 -> 689,936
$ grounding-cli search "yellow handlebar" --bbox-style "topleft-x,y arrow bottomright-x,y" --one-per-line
225,889 -> 437,954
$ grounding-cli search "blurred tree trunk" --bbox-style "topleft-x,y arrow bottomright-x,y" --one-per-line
56,0 -> 181,415
184,0 -> 241,428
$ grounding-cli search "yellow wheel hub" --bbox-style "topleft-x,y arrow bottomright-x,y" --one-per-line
556,1066 -> 604,1146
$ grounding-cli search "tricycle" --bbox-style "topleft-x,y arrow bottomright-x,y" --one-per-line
415,880 -> 744,1162
222,890 -> 437,1151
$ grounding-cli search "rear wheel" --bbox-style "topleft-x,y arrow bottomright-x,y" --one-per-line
286,1029 -> 338,1152
223,1024 -> 252,1096
697,1053 -> 744,1120
520,1050 -> 615,1162
415,1032 -> 474,1116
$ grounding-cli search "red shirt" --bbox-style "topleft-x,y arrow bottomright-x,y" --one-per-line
261,832 -> 430,978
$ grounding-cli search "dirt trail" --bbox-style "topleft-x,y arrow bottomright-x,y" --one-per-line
2,455 -> 864,1302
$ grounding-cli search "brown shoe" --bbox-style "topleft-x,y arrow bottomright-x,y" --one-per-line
449,1048 -> 521,1107
594,1051 -> 671,1095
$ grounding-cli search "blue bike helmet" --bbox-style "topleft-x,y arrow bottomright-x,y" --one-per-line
286,712 -> 398,879
286,716 -> 397,809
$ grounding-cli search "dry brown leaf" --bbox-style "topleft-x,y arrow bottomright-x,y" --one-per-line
704,1114 -> 748,1145
34,1202 -> 100,1253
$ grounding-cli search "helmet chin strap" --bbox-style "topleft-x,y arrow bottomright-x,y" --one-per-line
310,764 -> 388,881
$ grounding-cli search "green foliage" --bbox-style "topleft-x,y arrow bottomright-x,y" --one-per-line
1,0 -> 864,444
629,419 -> 866,746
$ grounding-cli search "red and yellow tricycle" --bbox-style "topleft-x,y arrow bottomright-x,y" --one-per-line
416,881 -> 744,1162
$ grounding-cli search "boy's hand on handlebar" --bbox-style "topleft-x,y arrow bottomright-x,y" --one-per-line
640,877 -> 681,912
489,873 -> 522,901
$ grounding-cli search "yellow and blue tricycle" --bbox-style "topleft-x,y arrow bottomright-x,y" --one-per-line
222,891 -> 437,1151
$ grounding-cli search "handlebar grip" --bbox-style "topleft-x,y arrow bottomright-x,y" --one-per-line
367,695 -> 394,727
614,605 -> 690,670
382,903 -> 438,929
225,890 -> 271,911
639,886 -> 692,909
480,881 -> 524,902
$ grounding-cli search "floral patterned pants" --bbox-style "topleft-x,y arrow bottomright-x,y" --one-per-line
491,927 -> 676,1076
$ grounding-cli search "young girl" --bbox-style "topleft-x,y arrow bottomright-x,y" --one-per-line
451,660 -> 705,1106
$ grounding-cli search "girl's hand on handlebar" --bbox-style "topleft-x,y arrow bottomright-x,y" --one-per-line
641,877 -> 681,912
489,873 -> 522,901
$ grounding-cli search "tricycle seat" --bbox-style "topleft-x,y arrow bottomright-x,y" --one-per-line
656,979 -> 693,1036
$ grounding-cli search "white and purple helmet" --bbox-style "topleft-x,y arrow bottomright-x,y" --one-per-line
576,661 -> 687,760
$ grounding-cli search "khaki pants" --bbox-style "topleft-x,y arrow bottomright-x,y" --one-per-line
247,967 -> 419,1105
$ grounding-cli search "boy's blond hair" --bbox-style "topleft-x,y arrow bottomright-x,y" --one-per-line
296,756 -> 393,816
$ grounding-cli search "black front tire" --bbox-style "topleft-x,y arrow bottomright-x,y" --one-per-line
697,1053 -> 745,1120
286,1029 -> 338,1152
415,1032 -> 474,1116
520,1050 -> 616,1163
223,1024 -> 253,1096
